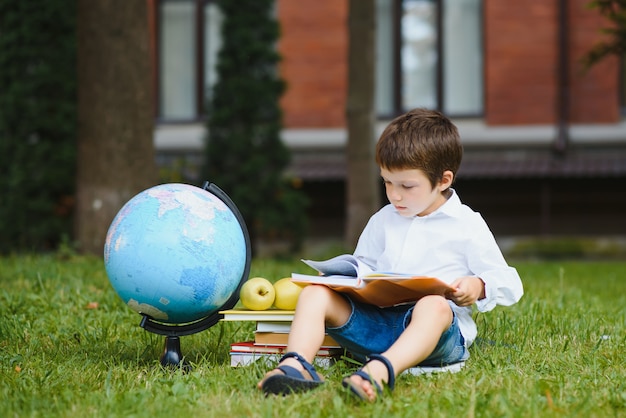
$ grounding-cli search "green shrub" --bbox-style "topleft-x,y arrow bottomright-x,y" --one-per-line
0,0 -> 76,252
507,237 -> 626,260
203,0 -> 307,253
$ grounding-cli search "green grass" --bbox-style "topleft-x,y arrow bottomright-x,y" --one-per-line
1,254 -> 625,417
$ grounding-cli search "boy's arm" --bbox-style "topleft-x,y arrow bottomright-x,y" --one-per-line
464,216 -> 524,311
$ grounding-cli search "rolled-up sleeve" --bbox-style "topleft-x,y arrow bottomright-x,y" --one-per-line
475,266 -> 523,312
468,218 -> 524,312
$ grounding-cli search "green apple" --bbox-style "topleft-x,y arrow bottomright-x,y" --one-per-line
273,278 -> 304,310
240,277 -> 275,310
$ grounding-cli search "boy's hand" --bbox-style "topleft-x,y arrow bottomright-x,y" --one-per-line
447,276 -> 485,306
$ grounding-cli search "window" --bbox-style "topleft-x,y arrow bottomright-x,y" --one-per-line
621,54 -> 626,114
157,0 -> 222,122
155,0 -> 482,122
376,0 -> 483,117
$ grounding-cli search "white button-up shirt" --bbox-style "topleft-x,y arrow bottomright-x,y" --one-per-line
353,189 -> 524,347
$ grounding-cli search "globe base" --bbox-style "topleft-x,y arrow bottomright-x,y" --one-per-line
160,336 -> 191,372
139,313 -> 221,372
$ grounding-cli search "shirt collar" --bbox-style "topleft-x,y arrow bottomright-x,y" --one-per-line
422,188 -> 464,219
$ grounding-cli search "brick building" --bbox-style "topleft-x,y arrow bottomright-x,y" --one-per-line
152,0 -> 626,238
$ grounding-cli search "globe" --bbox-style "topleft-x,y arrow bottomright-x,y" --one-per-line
104,183 -> 248,325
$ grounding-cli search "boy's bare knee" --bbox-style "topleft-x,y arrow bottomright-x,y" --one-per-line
298,284 -> 344,309
298,285 -> 351,326
300,284 -> 335,300
413,295 -> 452,321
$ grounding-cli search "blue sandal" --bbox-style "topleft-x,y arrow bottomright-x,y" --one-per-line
342,354 -> 395,401
261,352 -> 325,395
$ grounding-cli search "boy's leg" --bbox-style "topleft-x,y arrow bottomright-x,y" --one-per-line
344,295 -> 453,401
257,285 -> 351,389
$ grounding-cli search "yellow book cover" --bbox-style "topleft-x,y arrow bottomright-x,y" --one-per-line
219,309 -> 295,322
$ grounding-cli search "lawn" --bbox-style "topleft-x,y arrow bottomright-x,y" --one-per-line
1,254 -> 625,417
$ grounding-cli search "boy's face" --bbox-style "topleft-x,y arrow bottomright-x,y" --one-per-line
380,167 -> 452,217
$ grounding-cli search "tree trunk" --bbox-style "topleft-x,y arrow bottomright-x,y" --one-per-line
76,0 -> 157,255
345,0 -> 380,248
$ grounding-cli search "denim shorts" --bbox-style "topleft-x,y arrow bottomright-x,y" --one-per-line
326,297 -> 468,366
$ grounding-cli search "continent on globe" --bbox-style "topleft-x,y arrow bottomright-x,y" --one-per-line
104,183 -> 248,324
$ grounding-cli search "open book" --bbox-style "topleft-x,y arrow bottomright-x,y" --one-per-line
291,254 -> 456,307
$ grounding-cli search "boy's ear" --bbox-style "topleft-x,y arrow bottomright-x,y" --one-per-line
439,170 -> 454,191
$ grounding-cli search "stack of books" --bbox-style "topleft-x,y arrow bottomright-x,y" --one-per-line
220,309 -> 343,367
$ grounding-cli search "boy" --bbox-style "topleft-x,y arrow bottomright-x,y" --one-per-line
257,108 -> 524,402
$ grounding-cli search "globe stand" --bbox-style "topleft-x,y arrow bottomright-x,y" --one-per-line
160,336 -> 187,371
138,182 -> 252,371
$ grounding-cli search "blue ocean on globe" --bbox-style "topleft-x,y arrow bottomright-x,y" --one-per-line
104,183 -> 247,324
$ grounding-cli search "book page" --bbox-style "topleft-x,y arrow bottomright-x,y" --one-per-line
291,273 -> 365,288
362,272 -> 414,279
300,254 -> 374,277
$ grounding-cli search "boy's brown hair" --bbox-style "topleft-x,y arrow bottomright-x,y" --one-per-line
375,108 -> 463,188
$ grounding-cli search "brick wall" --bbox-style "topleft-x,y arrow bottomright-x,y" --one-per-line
277,0 -> 619,128
277,0 -> 348,128
568,0 -> 619,123
484,0 -> 619,125
485,0 -> 559,125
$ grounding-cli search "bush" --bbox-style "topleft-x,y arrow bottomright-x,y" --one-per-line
203,0 -> 308,253
0,0 -> 76,252
507,237 -> 626,260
